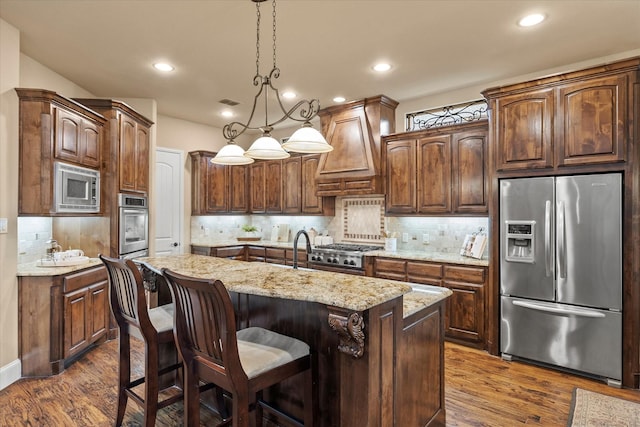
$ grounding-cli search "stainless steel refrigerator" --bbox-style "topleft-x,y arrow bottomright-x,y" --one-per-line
500,173 -> 622,384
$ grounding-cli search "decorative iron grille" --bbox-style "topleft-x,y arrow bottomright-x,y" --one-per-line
406,99 -> 488,131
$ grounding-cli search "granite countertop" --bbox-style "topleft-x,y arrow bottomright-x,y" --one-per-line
403,289 -> 452,318
190,239 -> 297,249
17,258 -> 103,277
365,249 -> 489,267
139,254 -> 449,314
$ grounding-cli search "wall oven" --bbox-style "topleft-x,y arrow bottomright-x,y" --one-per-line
118,193 -> 148,258
54,161 -> 100,213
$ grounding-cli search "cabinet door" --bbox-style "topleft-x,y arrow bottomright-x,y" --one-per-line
282,157 -> 302,214
229,165 -> 249,213
135,124 -> 150,192
119,116 -> 138,191
205,161 -> 229,213
55,108 -> 82,164
89,282 -> 109,341
557,74 -> 627,166
63,288 -> 90,358
81,120 -> 101,168
417,135 -> 451,214
443,280 -> 485,345
386,139 -> 417,214
494,89 -> 554,171
265,161 -> 282,213
301,155 -> 325,214
451,129 -> 488,214
250,162 -> 266,213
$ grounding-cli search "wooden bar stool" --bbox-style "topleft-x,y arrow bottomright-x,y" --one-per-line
161,268 -> 314,427
100,255 -> 183,427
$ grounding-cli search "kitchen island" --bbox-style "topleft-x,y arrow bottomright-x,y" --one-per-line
139,254 -> 451,427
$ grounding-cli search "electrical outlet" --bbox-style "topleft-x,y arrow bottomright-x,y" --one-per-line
402,232 -> 409,243
422,233 -> 430,244
0,218 -> 7,234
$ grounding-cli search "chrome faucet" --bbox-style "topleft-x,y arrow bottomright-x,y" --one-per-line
292,229 -> 312,270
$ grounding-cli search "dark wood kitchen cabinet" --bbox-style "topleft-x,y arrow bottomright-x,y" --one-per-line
384,122 -> 488,215
249,155 -> 334,215
190,150 -> 249,214
74,98 -> 153,194
15,88 -> 107,215
483,60 -> 635,171
19,265 -> 109,377
368,256 -> 487,349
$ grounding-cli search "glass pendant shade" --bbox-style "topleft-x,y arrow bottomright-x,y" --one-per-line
282,125 -> 333,153
211,142 -> 255,165
245,135 -> 290,160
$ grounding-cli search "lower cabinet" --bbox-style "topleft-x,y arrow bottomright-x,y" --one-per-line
19,265 -> 110,377
369,256 -> 487,349
191,244 -> 307,268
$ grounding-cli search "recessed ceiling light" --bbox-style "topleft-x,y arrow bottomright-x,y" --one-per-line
221,110 -> 234,118
373,63 -> 392,72
282,91 -> 296,99
153,62 -> 174,72
518,13 -> 546,27
333,96 -> 346,103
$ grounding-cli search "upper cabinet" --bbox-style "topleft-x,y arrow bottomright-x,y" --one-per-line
16,88 -> 107,215
190,151 -> 249,215
384,122 -> 488,215
483,58 -> 638,172
316,95 -> 398,196
249,155 -> 334,216
74,98 -> 153,194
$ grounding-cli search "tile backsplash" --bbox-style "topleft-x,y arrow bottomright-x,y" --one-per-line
189,196 -> 488,259
17,217 -> 53,263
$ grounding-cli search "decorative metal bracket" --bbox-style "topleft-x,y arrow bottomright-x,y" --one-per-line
328,309 -> 365,359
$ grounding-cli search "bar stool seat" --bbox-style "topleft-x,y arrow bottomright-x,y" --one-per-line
161,268 -> 314,427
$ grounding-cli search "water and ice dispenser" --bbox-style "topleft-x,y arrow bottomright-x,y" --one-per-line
504,221 -> 535,263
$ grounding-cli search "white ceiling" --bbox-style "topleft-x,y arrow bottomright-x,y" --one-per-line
1,0 -> 639,131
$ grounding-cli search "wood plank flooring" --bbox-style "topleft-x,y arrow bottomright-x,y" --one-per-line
1,339 -> 639,426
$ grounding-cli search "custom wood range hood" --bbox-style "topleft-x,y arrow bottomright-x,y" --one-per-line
315,95 -> 398,196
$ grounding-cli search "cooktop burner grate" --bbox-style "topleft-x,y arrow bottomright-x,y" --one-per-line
314,243 -> 384,252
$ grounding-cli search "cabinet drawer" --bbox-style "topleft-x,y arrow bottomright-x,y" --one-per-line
216,246 -> 246,259
375,258 -> 407,275
265,247 -> 286,260
191,245 -> 214,256
443,265 -> 485,283
63,266 -> 107,293
407,261 -> 443,279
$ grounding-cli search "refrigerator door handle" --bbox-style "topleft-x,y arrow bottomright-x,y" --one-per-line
512,300 -> 605,318
557,201 -> 566,279
545,200 -> 552,277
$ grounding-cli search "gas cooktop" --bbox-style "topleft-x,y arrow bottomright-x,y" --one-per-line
309,243 -> 384,269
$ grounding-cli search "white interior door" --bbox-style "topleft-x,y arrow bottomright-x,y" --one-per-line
155,148 -> 183,255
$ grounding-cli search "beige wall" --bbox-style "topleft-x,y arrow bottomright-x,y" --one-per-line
154,114 -> 247,254
0,19 -> 20,385
395,48 -> 640,132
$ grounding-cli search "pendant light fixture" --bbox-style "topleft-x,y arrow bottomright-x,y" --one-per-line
212,0 -> 332,165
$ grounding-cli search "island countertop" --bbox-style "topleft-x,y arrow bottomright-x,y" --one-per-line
138,254 -> 451,313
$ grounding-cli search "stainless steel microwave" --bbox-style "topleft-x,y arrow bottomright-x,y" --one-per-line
54,162 -> 100,213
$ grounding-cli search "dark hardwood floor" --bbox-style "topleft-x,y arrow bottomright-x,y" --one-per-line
1,339 -> 639,426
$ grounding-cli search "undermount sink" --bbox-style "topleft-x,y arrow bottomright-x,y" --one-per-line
37,256 -> 90,267
410,284 -> 445,295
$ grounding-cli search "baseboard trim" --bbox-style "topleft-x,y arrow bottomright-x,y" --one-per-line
0,359 -> 21,390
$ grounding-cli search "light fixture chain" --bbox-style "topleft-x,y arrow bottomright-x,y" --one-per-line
272,0 -> 277,70
255,0 -> 261,77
